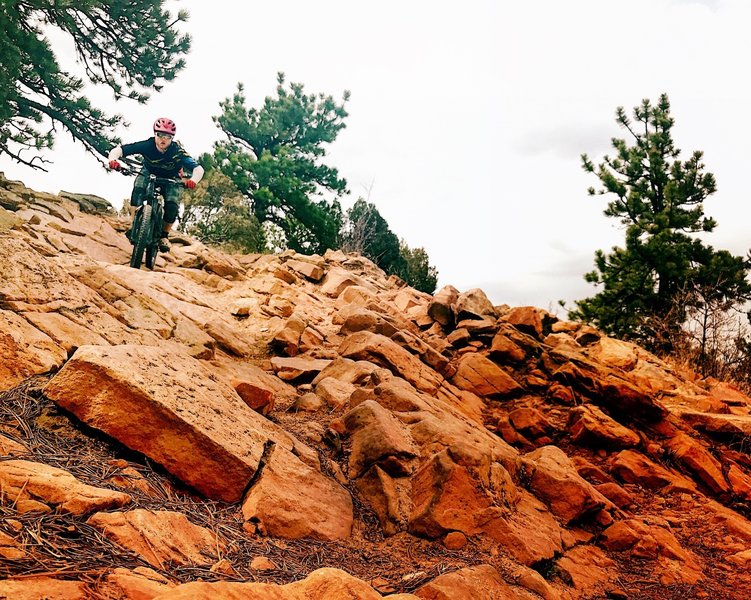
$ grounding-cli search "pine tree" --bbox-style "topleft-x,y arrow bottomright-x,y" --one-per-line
571,94 -> 751,350
211,73 -> 348,254
342,198 -> 404,274
0,1 -> 190,169
341,198 -> 438,293
180,167 -> 265,254
398,241 -> 438,294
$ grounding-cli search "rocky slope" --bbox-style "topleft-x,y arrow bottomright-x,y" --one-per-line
1,172 -> 750,600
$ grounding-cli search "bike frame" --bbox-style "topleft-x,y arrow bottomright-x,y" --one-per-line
130,174 -> 180,270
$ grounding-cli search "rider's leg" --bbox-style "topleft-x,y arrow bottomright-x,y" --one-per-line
159,185 -> 181,252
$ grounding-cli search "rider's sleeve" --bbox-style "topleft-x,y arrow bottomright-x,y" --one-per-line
108,146 -> 123,161
189,165 -> 205,184
181,153 -> 204,184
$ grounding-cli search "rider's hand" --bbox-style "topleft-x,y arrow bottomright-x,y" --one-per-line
184,179 -> 196,189
108,160 -> 121,171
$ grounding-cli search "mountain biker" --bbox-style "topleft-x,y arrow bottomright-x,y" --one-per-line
107,118 -> 204,252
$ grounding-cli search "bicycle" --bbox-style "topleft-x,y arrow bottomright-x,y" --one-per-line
129,173 -> 180,270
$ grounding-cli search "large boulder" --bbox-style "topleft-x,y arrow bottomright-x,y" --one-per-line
241,448 -> 353,541
44,344 -> 305,502
343,400 -> 419,478
428,284 -> 459,328
521,445 -> 610,524
454,288 -> 497,321
0,309 -> 67,391
339,331 -> 444,394
568,405 -> 641,449
451,353 -> 522,398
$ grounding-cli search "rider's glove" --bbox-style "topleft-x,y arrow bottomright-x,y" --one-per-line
108,160 -> 121,171
184,179 -> 196,189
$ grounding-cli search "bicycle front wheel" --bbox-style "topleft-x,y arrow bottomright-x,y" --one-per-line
144,203 -> 164,270
130,205 -> 153,269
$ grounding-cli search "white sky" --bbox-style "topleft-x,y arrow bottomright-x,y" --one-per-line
1,0 -> 748,312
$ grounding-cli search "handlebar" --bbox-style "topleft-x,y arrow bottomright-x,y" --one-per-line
111,167 -> 181,186
149,175 -> 183,186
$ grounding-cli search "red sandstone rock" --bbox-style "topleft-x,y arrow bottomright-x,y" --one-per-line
0,577 -> 90,599
509,407 -> 555,439
315,376 -> 356,409
454,288 -> 497,321
451,352 -> 522,398
340,308 -> 399,337
271,313 -> 307,356
554,544 -> 617,594
285,257 -> 324,281
428,284 -> 459,328
609,449 -> 696,493
88,509 -> 222,569
0,459 -> 130,515
665,432 -> 730,494
409,450 -> 493,538
270,355 -> 332,381
357,465 -> 411,535
320,267 -> 368,297
339,331 -> 444,394
232,379 -> 276,415
522,445 -> 610,524
44,345 -> 301,502
600,519 -> 702,584
0,309 -> 67,391
414,564 -> 540,599
489,330 -> 528,363
241,447 -> 353,540
149,567 -> 387,599
501,306 -> 545,339
104,567 -> 176,600
343,400 -> 418,478
568,404 -> 641,449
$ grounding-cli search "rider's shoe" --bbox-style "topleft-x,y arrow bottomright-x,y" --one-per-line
158,235 -> 171,253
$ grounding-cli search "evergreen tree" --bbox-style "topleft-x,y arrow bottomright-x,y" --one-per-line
341,198 -> 438,293
571,94 -> 751,349
398,241 -> 438,294
0,1 -> 190,169
212,73 -> 348,254
180,166 -> 265,254
342,198 -> 404,274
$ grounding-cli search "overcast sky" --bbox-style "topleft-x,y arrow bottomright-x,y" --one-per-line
2,0 -> 749,313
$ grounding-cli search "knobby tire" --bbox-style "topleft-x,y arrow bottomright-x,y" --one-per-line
145,243 -> 158,270
130,204 -> 153,269
145,204 -> 163,270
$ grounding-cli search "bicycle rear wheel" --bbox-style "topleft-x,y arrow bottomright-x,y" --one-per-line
130,205 -> 153,269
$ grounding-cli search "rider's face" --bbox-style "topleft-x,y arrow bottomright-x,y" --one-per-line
154,132 -> 173,152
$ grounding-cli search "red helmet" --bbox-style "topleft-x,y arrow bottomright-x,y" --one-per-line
153,118 -> 176,136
